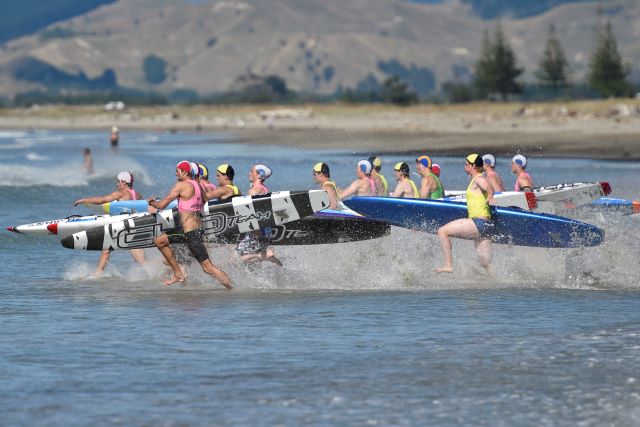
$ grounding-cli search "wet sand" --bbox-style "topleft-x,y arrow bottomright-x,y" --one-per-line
1,101 -> 639,159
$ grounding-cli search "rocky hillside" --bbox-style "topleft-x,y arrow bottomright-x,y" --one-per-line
0,0 -> 637,98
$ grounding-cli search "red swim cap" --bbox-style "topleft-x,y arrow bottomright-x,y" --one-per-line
176,160 -> 191,174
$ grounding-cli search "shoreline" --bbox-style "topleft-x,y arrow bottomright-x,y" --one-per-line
1,101 -> 639,159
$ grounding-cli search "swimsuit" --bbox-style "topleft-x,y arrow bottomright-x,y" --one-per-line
467,176 -> 494,237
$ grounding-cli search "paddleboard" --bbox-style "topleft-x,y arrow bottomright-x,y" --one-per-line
583,197 -> 640,216
83,200 -> 178,215
62,190 -> 330,251
7,213 -> 146,237
344,197 -> 604,248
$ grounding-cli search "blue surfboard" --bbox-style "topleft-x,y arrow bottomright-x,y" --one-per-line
83,200 -> 178,215
344,197 -> 604,248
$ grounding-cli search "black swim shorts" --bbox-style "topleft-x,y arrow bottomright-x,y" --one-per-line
184,229 -> 209,263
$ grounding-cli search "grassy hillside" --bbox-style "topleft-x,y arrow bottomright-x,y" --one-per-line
0,0 -> 115,44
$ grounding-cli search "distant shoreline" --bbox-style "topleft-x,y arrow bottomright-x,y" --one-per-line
1,101 -> 639,159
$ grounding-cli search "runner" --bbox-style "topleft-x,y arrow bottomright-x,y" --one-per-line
204,164 -> 240,200
389,162 -> 419,198
416,155 -> 444,199
73,171 -> 145,277
312,162 -> 340,209
435,154 -> 495,275
340,160 -> 376,199
368,156 -> 388,197
512,154 -> 534,192
236,164 -> 282,266
482,154 -> 505,193
148,160 -> 232,288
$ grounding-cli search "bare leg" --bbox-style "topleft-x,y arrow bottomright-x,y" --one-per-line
129,248 -> 146,266
435,219 -> 481,273
199,259 -> 232,289
154,234 -> 185,285
475,238 -> 494,276
265,248 -> 283,267
92,250 -> 110,277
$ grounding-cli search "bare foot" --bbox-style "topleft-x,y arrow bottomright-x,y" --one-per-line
267,256 -> 283,267
163,274 -> 185,286
435,266 -> 454,273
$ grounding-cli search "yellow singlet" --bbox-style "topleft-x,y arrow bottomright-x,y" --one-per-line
226,184 -> 240,196
323,181 -> 341,199
466,176 -> 491,219
408,179 -> 419,198
379,174 -> 389,195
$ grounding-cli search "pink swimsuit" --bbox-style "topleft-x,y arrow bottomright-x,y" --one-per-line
367,177 -> 376,196
178,179 -> 203,213
127,189 -> 137,200
252,182 -> 269,195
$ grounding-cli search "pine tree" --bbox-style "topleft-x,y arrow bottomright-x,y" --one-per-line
588,21 -> 630,97
492,22 -> 524,101
474,29 -> 494,98
473,23 -> 524,101
535,24 -> 571,92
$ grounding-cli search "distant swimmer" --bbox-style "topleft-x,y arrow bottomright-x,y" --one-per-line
512,154 -> 534,192
312,162 -> 340,209
368,156 -> 388,197
83,147 -> 94,175
148,160 -> 231,288
110,126 -> 119,151
435,154 -> 495,275
73,171 -> 145,277
205,164 -> 240,201
416,155 -> 444,199
390,162 -> 419,198
236,164 -> 282,266
482,154 -> 505,193
340,160 -> 376,199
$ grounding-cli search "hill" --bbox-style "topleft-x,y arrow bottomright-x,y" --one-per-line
0,0 -> 637,98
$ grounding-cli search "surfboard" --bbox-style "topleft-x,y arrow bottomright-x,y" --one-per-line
583,197 -> 640,216
343,196 -> 604,248
83,200 -> 178,215
7,213 -> 147,237
211,210 -> 390,245
61,190 -> 330,251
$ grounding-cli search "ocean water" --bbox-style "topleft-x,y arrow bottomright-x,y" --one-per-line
1,129 -> 639,426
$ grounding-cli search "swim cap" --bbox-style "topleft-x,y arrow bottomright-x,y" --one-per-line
431,163 -> 441,177
190,162 -> 200,177
394,162 -> 410,175
117,171 -> 133,184
466,154 -> 483,168
217,164 -> 235,180
482,154 -> 496,167
254,164 -> 272,180
313,162 -> 330,176
416,155 -> 432,169
512,154 -> 527,168
111,126 -> 119,133
176,160 -> 191,175
357,159 -> 372,175
369,156 -> 382,170
199,164 -> 209,179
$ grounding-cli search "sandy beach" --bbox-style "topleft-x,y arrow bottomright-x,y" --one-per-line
1,100 -> 639,159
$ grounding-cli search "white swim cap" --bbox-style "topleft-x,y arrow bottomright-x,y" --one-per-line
482,154 -> 496,167
357,159 -> 372,175
112,126 -> 119,133
512,154 -> 527,168
254,164 -> 272,180
117,171 -> 133,184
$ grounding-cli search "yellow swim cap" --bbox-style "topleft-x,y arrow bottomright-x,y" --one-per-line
466,154 -> 483,168
313,162 -> 324,173
416,155 -> 432,169
217,164 -> 229,174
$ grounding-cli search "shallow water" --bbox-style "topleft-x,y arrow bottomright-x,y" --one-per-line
1,129 -> 640,426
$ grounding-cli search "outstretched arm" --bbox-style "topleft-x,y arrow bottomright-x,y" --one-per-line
74,190 -> 123,206
149,183 -> 182,210
339,180 -> 360,200
205,186 -> 233,200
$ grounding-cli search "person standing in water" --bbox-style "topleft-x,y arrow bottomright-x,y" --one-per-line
340,160 -> 376,199
482,154 -> 505,193
435,154 -> 495,275
368,156 -> 388,197
149,161 -> 232,288
236,164 -> 282,266
110,126 -> 119,151
83,148 -> 94,175
416,155 -> 444,199
512,154 -> 534,192
312,162 -> 340,209
390,162 -> 419,198
73,171 -> 146,277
